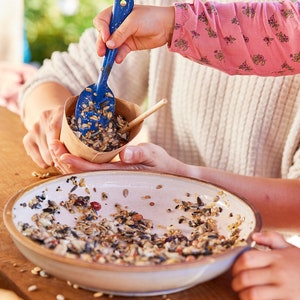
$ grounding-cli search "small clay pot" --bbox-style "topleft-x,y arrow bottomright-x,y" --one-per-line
60,96 -> 143,163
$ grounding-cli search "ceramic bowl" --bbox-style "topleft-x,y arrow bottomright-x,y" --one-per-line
60,96 -> 143,163
3,171 -> 261,296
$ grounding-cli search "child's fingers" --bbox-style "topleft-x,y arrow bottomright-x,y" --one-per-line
232,266 -> 276,293
232,249 -> 276,276
252,231 -> 290,249
235,284 -> 285,300
93,6 -> 112,41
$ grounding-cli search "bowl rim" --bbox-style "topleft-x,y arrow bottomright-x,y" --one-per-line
3,170 -> 262,273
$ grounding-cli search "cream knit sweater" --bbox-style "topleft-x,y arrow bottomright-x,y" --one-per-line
20,0 -> 300,180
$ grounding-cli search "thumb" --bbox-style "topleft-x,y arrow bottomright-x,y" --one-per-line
119,143 -> 158,165
119,145 -> 144,163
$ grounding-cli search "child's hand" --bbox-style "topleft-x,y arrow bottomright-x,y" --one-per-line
232,231 -> 300,300
93,5 -> 175,63
52,143 -> 189,176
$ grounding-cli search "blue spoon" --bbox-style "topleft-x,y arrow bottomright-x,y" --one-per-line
75,0 -> 134,135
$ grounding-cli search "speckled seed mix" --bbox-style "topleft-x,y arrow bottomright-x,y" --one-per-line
68,101 -> 129,152
18,176 -> 246,266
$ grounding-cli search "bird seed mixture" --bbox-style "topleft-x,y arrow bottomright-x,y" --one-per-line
68,102 -> 129,152
17,176 -> 247,266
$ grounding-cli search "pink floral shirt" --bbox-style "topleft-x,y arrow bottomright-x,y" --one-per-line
169,0 -> 300,76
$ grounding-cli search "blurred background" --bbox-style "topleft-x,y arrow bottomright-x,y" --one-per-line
0,0 -> 112,113
25,0 -> 113,65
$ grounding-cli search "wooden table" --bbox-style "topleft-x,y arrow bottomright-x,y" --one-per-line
0,106 -> 239,300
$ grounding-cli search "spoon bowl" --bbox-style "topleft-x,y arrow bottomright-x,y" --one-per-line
75,0 -> 134,135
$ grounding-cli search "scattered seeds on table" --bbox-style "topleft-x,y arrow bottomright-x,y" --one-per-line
39,270 -> 49,278
31,266 -> 41,275
32,171 -> 51,179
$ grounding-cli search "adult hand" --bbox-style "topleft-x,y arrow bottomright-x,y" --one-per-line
0,62 -> 36,114
93,5 -> 175,63
23,105 -> 64,168
232,231 -> 300,300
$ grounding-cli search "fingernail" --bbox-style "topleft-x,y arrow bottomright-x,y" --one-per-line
106,40 -> 115,48
123,148 -> 133,162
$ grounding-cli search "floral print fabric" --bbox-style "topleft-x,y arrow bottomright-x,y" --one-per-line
170,0 -> 300,76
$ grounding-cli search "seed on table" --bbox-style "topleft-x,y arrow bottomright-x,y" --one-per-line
28,285 -> 38,292
31,266 -> 41,275
56,294 -> 65,300
93,292 -> 104,297
32,171 -> 51,179
39,270 -> 49,277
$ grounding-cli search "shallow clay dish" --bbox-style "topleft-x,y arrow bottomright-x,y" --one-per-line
60,96 -> 143,163
4,171 -> 261,296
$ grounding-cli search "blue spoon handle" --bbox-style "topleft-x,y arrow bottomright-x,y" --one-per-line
96,0 -> 134,97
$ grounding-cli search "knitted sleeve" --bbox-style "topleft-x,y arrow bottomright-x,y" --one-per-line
18,28 -> 150,118
169,0 -> 300,76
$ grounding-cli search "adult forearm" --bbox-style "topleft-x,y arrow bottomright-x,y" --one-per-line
187,165 -> 300,232
23,82 -> 72,130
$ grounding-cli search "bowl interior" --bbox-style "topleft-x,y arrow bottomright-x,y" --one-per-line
4,171 -> 261,296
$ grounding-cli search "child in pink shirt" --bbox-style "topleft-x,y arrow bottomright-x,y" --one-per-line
95,0 -> 300,76
92,2 -> 300,299
170,0 -> 300,75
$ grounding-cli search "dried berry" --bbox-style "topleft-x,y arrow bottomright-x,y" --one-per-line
90,201 -> 101,211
